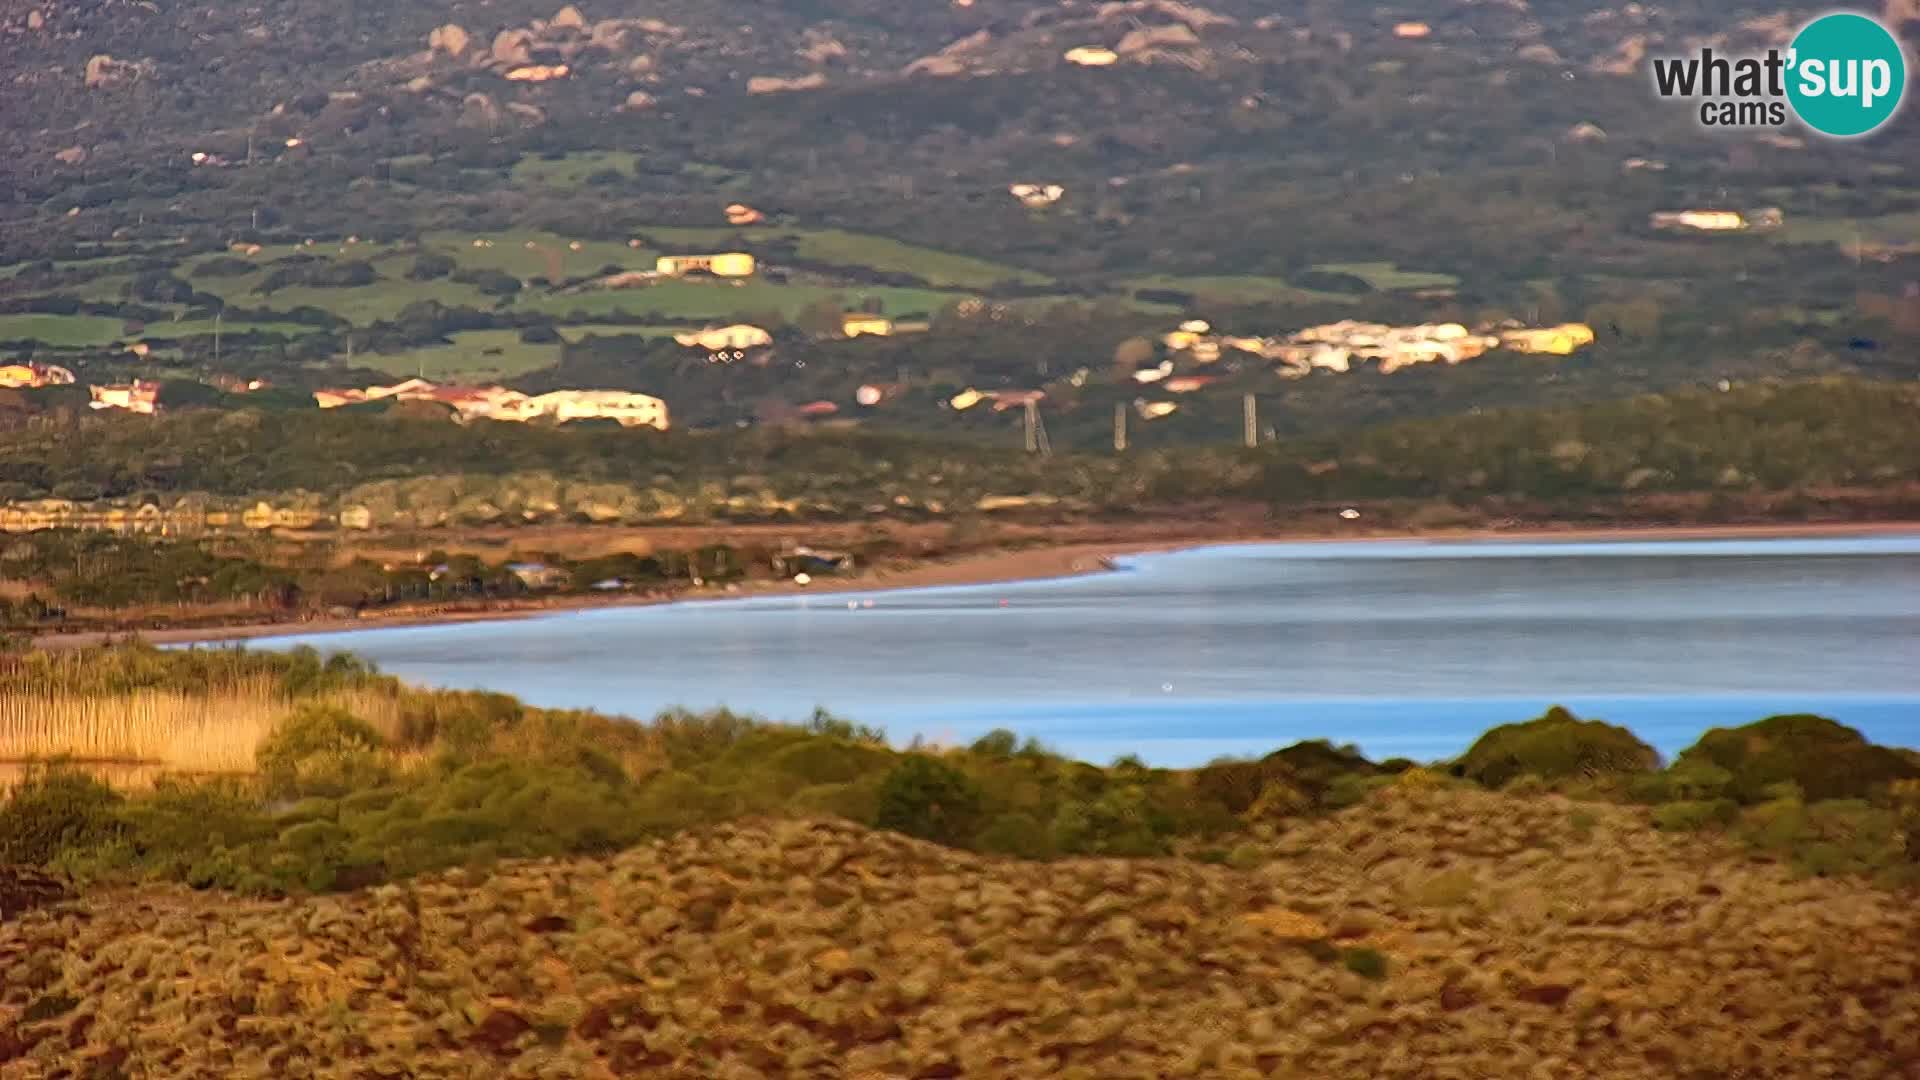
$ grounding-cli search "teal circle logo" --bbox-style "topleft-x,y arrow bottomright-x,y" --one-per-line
1786,13 -> 1907,137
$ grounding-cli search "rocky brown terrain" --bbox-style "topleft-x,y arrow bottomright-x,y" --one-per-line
3,781 -> 1916,1078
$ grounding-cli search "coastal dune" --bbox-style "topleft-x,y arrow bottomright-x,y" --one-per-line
7,786 -> 1915,1076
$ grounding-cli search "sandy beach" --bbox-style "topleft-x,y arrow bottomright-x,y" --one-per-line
32,519 -> 1920,650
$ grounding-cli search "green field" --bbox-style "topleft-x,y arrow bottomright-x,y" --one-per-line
1124,274 -> 1361,306
139,319 -> 320,340
8,226 -> 1047,343
1311,262 -> 1461,291
523,280 -> 962,321
1770,211 -> 1920,250
558,324 -> 695,341
424,230 -> 645,282
360,330 -> 562,382
0,314 -> 129,346
634,225 -> 1049,288
786,230 -> 1051,288
510,151 -> 642,188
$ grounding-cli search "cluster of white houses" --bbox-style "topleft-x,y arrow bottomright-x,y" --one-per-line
1160,317 -> 1596,377
312,379 -> 668,429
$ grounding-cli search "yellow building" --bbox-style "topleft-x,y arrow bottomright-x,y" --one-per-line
841,314 -> 894,338
1501,323 -> 1596,356
1650,210 -> 1746,232
655,253 -> 756,278
1064,46 -> 1119,66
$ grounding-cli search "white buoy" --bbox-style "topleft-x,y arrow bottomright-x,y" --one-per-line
794,573 -> 811,586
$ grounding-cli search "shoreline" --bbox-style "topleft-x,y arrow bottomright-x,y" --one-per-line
34,519 -> 1920,650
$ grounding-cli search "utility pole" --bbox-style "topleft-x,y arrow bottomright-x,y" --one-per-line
212,312 -> 221,366
1022,399 -> 1050,457
1243,393 -> 1257,448
1113,402 -> 1128,452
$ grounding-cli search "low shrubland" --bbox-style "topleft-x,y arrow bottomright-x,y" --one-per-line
1,645 -> 1916,896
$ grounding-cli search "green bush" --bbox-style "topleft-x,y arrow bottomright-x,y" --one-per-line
875,755 -> 984,846
1322,773 -> 1395,810
1051,785 -> 1172,857
115,777 -> 275,876
1342,947 -> 1389,980
1651,799 -> 1738,832
1193,758 -> 1284,816
974,811 -> 1054,859
789,778 -> 883,824
1740,797 -> 1904,879
969,729 -> 1020,759
1675,714 -> 1920,805
1502,774 -> 1552,796
0,765 -> 127,864
1197,742 -> 1389,817
763,737 -> 894,787
629,770 -> 739,834
257,704 -> 392,800
1454,707 -> 1659,790
1266,741 -> 1384,798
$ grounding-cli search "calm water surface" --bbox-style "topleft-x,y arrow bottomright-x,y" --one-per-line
248,536 -> 1920,766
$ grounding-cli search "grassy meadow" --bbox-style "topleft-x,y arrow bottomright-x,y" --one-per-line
360,329 -> 563,382
1311,261 -> 1462,291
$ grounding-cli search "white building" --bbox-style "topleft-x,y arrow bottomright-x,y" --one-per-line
520,390 -> 669,430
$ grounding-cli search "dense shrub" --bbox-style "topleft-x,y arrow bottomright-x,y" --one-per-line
875,755 -> 984,846
1651,799 -> 1738,832
1454,707 -> 1659,790
1342,947 -> 1389,980
257,704 -> 392,800
1196,741 -> 1384,815
451,268 -> 522,296
1675,715 -> 1920,804
408,253 -> 456,280
1051,785 -> 1173,857
0,766 -> 126,864
1740,796 -> 1908,880
789,778 -> 884,824
969,729 -> 1020,759
974,811 -> 1054,859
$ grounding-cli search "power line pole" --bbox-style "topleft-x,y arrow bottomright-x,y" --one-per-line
1113,401 -> 1128,452
1243,393 -> 1257,448
1022,399 -> 1051,457
212,311 -> 221,366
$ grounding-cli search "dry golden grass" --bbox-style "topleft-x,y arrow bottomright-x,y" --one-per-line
0,683 -> 405,785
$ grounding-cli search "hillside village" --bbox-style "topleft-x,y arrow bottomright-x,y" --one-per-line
9,215 -> 1613,443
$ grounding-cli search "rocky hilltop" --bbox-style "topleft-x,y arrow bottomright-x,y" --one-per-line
4,784 -> 1916,1078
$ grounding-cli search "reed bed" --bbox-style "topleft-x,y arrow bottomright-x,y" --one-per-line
0,684 -> 406,783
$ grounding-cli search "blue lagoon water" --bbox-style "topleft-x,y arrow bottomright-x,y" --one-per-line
243,536 -> 1920,766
